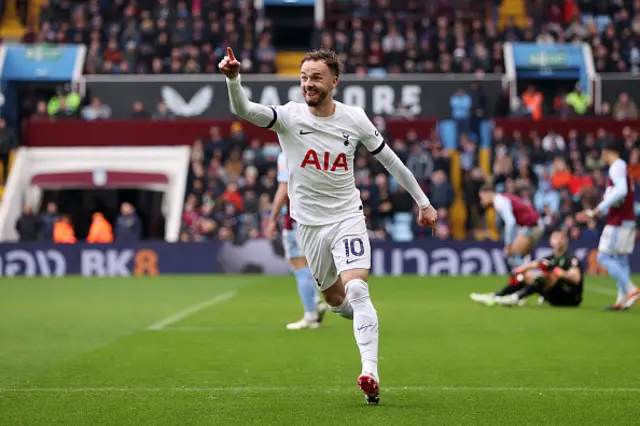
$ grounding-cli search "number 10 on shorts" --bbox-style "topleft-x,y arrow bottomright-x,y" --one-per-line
343,238 -> 365,257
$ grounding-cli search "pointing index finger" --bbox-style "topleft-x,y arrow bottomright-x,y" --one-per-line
227,47 -> 236,61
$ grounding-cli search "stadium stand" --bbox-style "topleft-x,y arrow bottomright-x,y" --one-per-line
1,0 -> 639,244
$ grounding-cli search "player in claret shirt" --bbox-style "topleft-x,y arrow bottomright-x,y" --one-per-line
577,141 -> 639,311
470,184 -> 545,305
494,229 -> 584,307
220,47 -> 437,404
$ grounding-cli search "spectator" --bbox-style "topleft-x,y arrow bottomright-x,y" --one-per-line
53,98 -> 77,119
206,127 -> 227,162
152,101 -> 175,120
459,134 -> 477,172
53,215 -> 77,244
81,97 -> 112,121
569,163 -> 594,197
116,203 -> 141,241
469,82 -> 487,136
39,202 -> 59,241
225,148 -> 245,180
15,205 -> 39,242
48,85 -> 81,117
222,182 -> 244,212
534,170 -> 561,214
405,143 -> 433,183
553,90 -> 573,118
550,157 -> 572,190
542,129 -> 566,152
450,88 -> 472,137
522,85 -> 543,121
429,170 -> 454,209
0,119 -> 17,183
613,92 -> 639,120
33,101 -> 49,119
565,83 -> 590,116
87,213 -> 114,243
131,101 -> 150,119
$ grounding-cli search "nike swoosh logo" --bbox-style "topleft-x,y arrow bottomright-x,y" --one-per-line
346,259 -> 359,264
299,130 -> 315,135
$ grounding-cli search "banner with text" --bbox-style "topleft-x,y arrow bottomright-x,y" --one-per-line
0,239 -> 622,277
85,75 -> 502,119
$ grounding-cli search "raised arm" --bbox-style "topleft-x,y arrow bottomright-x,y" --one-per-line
219,47 -> 278,129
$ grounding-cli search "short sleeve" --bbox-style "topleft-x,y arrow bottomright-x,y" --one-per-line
277,153 -> 288,183
493,195 -> 510,216
354,107 -> 385,153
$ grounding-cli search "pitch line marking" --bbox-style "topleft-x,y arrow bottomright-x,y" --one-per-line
147,291 -> 236,331
2,386 -> 640,393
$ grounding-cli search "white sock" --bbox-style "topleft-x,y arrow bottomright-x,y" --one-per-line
303,311 -> 318,322
616,291 -> 627,305
625,282 -> 638,294
346,279 -> 379,380
329,298 -> 353,320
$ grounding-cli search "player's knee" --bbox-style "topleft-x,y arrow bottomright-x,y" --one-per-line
346,279 -> 369,301
289,257 -> 308,270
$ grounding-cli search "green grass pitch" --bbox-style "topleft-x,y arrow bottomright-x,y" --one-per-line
1,274 -> 640,425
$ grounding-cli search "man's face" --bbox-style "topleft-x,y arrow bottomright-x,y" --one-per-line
550,231 -> 568,252
300,60 -> 336,107
479,191 -> 492,207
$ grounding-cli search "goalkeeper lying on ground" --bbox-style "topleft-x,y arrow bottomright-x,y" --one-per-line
471,229 -> 584,307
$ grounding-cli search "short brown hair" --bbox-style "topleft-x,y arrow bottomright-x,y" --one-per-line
301,48 -> 342,77
480,184 -> 495,193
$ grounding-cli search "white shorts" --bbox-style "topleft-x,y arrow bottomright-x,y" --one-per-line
598,223 -> 636,255
297,215 -> 371,291
519,224 -> 544,246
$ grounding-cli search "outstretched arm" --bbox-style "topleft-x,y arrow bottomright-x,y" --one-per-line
220,47 -> 278,129
373,144 -> 431,209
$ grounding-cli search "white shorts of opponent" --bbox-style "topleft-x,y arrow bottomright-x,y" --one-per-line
598,221 -> 636,255
297,215 -> 371,291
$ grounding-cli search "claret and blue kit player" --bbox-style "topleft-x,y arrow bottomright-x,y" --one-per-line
577,140 -> 639,311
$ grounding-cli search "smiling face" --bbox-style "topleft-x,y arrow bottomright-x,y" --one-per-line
300,60 -> 336,107
299,49 -> 341,108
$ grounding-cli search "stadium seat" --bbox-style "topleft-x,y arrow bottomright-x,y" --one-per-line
497,0 -> 527,29
276,51 -> 306,75
389,212 -> 414,242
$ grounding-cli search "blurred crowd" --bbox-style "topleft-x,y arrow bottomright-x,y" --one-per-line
22,0 -> 640,76
27,0 -> 275,75
317,0 -> 640,75
179,119 -> 640,243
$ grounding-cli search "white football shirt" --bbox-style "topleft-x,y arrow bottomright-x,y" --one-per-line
267,101 -> 384,226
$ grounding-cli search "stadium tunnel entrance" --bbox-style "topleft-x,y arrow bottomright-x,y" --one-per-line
32,171 -> 167,240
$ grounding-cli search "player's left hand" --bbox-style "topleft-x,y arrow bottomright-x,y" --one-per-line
576,210 -> 594,223
504,244 -> 513,256
419,205 -> 438,236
